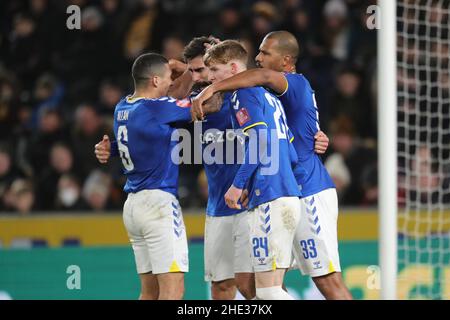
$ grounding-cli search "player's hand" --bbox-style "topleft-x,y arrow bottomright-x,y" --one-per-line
191,84 -> 215,121
204,36 -> 221,50
94,135 -> 111,164
224,185 -> 243,210
168,59 -> 187,80
314,131 -> 329,154
168,59 -> 187,73
240,189 -> 249,209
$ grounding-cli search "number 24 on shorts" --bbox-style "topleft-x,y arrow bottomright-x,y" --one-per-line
252,237 -> 269,257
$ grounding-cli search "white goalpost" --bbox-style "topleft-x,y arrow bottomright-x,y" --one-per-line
378,0 -> 398,300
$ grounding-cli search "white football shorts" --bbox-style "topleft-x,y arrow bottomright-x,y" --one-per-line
292,188 -> 342,277
204,211 -> 253,282
122,189 -> 189,274
249,196 -> 301,272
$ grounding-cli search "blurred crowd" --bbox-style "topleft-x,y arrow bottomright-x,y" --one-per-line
0,0 -> 444,214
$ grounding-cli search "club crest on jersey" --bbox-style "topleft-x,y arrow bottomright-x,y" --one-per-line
236,108 -> 250,126
176,99 -> 191,108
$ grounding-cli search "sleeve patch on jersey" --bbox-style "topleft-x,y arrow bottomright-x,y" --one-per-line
236,108 -> 251,126
176,99 -> 192,108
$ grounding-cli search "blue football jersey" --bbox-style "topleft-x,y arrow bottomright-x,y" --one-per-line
113,95 -> 192,196
278,73 -> 335,196
229,87 -> 302,209
199,96 -> 245,216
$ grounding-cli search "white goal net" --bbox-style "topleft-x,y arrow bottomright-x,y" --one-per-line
397,0 -> 450,300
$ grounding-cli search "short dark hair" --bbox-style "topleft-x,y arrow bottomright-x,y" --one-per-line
183,36 -> 215,62
131,53 -> 168,88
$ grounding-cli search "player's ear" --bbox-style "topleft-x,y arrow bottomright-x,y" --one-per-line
284,54 -> 296,68
282,55 -> 290,68
152,76 -> 159,88
230,62 -> 238,75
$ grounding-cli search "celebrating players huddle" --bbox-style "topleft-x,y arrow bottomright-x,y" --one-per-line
94,31 -> 353,300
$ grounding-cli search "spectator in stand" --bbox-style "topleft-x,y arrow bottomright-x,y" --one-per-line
56,174 -> 88,211
399,146 -> 448,207
122,0 -> 160,61
27,107 -> 70,175
325,116 -> 377,205
214,1 -> 242,40
321,0 -> 351,62
71,104 -> 113,178
37,143 -> 77,210
162,35 -> 185,61
30,73 -> 65,129
331,67 -> 374,138
97,79 -> 124,120
6,13 -> 47,90
0,75 -> 19,140
0,147 -> 25,210
82,170 -> 113,211
250,1 -> 280,50
4,179 -> 36,214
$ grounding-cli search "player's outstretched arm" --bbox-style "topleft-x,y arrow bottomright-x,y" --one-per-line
212,68 -> 288,95
191,69 -> 287,119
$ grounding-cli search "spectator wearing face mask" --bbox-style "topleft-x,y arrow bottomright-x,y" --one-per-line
56,174 -> 88,211
37,142 -> 78,210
